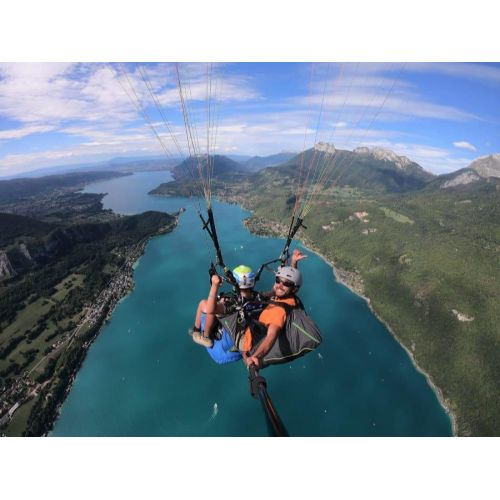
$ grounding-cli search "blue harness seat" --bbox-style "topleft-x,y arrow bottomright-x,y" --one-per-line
200,313 -> 242,364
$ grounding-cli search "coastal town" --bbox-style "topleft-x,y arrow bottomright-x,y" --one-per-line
0,216 -> 179,436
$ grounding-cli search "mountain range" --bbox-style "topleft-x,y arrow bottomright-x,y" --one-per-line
242,152 -> 296,171
6,146 -> 499,185
2,156 -> 181,180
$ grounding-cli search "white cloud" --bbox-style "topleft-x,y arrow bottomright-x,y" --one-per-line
408,63 -> 500,86
0,124 -> 56,140
291,85 -> 478,123
0,63 -> 260,131
0,62 -> 263,167
0,63 -> 75,121
453,141 -> 477,152
279,64 -> 479,138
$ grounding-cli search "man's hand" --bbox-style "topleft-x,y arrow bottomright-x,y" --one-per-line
243,352 -> 261,369
291,249 -> 307,268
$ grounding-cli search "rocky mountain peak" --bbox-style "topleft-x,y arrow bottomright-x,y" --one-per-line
469,154 -> 500,178
314,142 -> 336,154
354,146 -> 413,170
440,170 -> 482,189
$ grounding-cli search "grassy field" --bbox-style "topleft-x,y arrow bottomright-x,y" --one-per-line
0,273 -> 87,376
380,206 -> 415,224
4,396 -> 38,437
51,273 -> 85,302
1,297 -> 53,342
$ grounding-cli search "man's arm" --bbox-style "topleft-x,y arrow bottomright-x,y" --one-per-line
205,274 -> 222,314
204,275 -> 225,335
290,248 -> 307,269
244,323 -> 280,369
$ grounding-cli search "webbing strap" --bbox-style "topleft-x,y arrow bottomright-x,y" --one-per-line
279,216 -> 306,265
199,206 -> 224,268
200,206 -> 239,290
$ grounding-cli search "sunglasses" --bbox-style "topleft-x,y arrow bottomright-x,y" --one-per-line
275,277 -> 295,288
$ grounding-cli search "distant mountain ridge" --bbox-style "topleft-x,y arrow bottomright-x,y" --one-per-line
171,155 -> 246,181
250,145 -> 434,195
243,152 -> 296,171
0,171 -> 127,206
425,154 -> 500,191
6,149 -> 499,183
3,155 -> 181,180
469,154 -> 500,178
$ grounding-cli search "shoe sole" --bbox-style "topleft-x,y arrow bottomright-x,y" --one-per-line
192,333 -> 213,348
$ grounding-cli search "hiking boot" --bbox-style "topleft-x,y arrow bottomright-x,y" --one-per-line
192,330 -> 213,348
188,327 -> 200,337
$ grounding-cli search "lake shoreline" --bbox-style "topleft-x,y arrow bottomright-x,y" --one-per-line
45,215 -> 180,436
306,243 -> 458,437
243,214 -> 458,436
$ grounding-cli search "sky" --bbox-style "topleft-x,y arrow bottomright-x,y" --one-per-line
0,61 -> 498,178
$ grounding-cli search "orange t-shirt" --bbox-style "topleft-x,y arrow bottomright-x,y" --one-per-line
241,296 -> 297,352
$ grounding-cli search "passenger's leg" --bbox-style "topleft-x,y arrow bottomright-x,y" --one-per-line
203,302 -> 225,338
194,299 -> 207,331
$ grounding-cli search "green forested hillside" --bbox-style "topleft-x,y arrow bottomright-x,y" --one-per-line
151,155 -> 248,198
246,179 -> 499,435
171,155 -> 246,181
0,213 -> 56,247
264,148 -> 434,194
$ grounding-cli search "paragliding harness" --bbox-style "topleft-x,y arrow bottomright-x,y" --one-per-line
212,290 -> 267,342
201,209 -> 321,364
217,294 -> 321,366
214,291 -> 266,341
247,295 -> 322,367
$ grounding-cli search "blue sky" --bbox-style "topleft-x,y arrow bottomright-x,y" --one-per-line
0,62 -> 498,177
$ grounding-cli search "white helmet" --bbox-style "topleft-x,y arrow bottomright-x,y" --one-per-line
275,266 -> 302,287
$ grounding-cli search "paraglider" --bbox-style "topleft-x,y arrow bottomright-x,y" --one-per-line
189,251 -> 322,368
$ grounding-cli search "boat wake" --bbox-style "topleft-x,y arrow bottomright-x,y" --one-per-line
208,403 -> 219,423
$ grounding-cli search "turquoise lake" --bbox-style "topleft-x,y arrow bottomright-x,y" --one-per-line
51,171 -> 452,436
